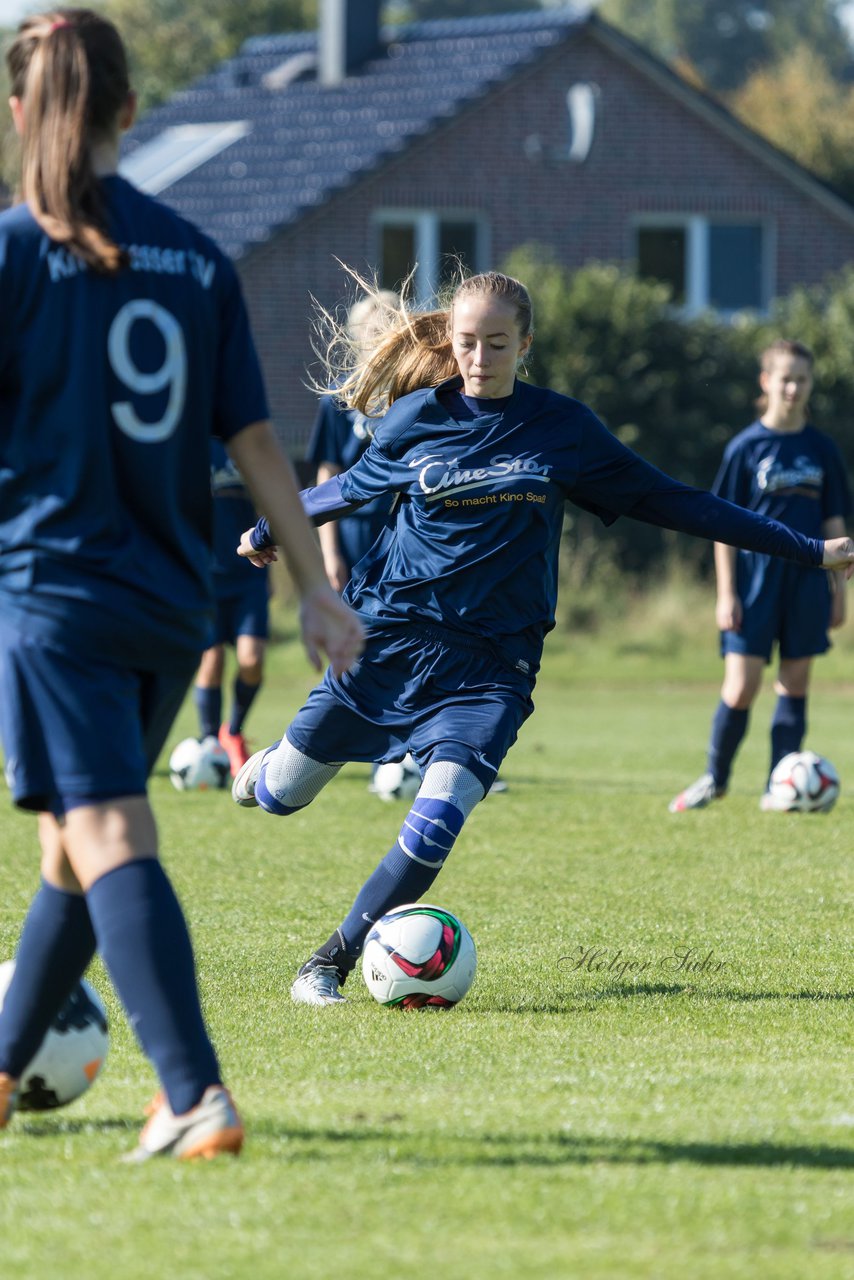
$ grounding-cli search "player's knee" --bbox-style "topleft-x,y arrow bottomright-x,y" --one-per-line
254,744 -> 341,815
236,647 -> 265,684
397,794 -> 466,868
254,765 -> 309,816
722,683 -> 757,710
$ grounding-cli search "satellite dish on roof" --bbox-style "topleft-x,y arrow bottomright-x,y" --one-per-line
566,82 -> 598,163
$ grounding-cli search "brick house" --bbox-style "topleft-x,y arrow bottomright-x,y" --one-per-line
122,3 -> 854,452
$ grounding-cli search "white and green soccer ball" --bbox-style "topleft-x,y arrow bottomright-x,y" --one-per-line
362,904 -> 477,1008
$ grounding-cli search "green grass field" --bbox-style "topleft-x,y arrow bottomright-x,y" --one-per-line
1,614 -> 852,1280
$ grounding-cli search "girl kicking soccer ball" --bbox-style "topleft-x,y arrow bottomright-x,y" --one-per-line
233,274 -> 854,1005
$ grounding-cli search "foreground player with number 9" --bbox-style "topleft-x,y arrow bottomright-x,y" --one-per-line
0,8 -> 363,1160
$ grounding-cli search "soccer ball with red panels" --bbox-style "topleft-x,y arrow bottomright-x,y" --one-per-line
766,751 -> 840,813
361,904 -> 477,1008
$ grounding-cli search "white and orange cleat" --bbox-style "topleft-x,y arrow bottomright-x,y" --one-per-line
0,1072 -> 19,1129
123,1084 -> 244,1162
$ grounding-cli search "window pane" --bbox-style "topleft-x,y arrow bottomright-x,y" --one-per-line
637,227 -> 685,304
708,223 -> 763,310
380,224 -> 416,292
438,220 -> 478,286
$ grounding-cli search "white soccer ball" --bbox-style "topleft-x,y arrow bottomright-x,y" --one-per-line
169,736 -> 231,791
766,750 -> 840,813
0,960 -> 109,1111
372,753 -> 421,802
362,904 -> 477,1008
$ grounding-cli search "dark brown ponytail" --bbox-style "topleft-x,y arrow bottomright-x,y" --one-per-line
6,9 -> 130,274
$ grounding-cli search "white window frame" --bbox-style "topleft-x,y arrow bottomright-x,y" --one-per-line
633,214 -> 775,317
373,210 -> 490,303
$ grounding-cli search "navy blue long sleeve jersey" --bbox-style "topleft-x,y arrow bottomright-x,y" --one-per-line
255,378 -> 825,675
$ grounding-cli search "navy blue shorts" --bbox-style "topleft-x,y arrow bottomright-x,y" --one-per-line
210,579 -> 269,647
0,621 -> 194,815
721,560 -> 832,663
285,623 -> 535,794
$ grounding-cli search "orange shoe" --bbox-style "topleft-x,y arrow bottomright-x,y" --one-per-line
218,724 -> 250,777
123,1084 -> 244,1162
0,1072 -> 19,1128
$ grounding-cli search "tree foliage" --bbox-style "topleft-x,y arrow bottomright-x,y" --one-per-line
728,44 -> 854,202
90,0 -> 315,112
598,0 -> 852,92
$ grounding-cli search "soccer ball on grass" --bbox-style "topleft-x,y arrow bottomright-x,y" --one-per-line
766,750 -> 840,813
0,960 -> 109,1110
169,736 -> 231,791
362,904 -> 477,1008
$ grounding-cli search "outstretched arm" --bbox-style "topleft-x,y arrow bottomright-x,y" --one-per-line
227,422 -> 365,676
242,473 -> 369,560
630,481 -> 854,575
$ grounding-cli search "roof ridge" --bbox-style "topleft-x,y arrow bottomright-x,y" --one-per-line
388,5 -> 590,43
238,5 -> 588,59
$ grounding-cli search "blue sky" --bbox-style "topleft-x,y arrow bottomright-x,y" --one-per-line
0,0 -> 34,26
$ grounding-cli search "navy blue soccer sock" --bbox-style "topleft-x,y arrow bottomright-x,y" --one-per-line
770,694 -> 806,777
0,881 -> 97,1078
706,700 -> 750,789
85,859 -> 220,1116
228,678 -> 261,736
337,843 -> 441,957
194,685 -> 222,740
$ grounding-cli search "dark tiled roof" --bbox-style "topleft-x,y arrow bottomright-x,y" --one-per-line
123,7 -> 588,258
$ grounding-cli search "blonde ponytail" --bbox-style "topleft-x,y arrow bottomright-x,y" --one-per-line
6,9 -> 130,274
312,274 -> 451,415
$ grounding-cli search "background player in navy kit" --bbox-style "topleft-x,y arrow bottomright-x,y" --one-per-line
0,9 -> 363,1154
669,339 -> 850,812
194,441 -> 270,776
232,273 -> 854,1006
307,293 -> 399,592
